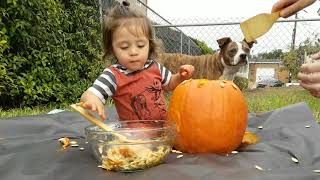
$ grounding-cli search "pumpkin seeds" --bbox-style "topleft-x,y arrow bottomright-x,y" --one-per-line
70,141 -> 78,145
255,165 -> 264,171
291,157 -> 299,163
305,125 -> 311,128
231,151 -> 238,154
79,147 -> 85,151
258,126 -> 263,129
171,149 -> 182,154
313,170 -> 320,173
58,137 -> 71,149
176,155 -> 183,159
197,79 -> 208,88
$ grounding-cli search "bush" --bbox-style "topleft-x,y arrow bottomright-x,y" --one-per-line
0,0 -> 103,108
234,76 -> 248,91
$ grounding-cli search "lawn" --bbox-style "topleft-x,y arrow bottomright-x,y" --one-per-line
1,86 -> 319,122
244,86 -> 320,122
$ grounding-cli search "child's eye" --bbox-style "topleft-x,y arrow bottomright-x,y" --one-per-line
120,46 -> 128,50
137,44 -> 145,48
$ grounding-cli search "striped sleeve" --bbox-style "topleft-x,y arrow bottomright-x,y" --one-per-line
87,68 -> 117,104
155,61 -> 172,86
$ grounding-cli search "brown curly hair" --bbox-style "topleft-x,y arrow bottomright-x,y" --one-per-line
102,1 -> 162,62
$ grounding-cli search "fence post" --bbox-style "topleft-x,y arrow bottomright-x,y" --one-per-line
188,38 -> 191,54
291,14 -> 298,50
180,31 -> 183,54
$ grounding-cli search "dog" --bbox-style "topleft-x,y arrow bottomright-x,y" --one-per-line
157,37 -> 254,81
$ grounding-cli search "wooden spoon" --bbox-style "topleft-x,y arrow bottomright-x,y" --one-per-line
70,104 -> 141,143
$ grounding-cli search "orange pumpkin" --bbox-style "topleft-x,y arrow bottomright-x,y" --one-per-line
167,79 -> 248,154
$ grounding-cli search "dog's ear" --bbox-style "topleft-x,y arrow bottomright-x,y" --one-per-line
217,37 -> 232,48
242,39 -> 257,48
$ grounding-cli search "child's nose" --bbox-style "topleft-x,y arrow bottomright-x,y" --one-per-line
129,47 -> 138,56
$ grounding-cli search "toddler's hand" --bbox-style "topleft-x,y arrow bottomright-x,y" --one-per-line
76,101 -> 107,121
179,65 -> 194,80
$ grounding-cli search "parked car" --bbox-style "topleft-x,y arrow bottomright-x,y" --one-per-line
257,78 -> 284,88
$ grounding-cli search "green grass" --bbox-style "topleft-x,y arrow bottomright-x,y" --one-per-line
0,104 -> 68,119
244,86 -> 320,122
1,87 -> 320,122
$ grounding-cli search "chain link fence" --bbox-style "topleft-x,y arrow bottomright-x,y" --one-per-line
101,0 -> 320,57
146,7 -> 320,57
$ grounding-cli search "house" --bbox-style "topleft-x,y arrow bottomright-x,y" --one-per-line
237,58 -> 289,89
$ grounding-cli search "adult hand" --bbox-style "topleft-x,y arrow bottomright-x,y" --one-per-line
298,51 -> 320,97
271,0 -> 316,18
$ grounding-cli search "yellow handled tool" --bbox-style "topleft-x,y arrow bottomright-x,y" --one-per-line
240,12 -> 280,43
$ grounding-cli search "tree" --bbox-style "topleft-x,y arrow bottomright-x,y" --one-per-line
282,38 -> 320,80
254,49 -> 284,59
190,38 -> 215,55
282,50 -> 300,79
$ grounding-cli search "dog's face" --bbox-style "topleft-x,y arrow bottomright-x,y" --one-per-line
217,37 -> 254,66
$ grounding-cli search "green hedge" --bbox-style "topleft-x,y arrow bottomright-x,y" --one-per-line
0,0 -> 104,108
234,76 -> 248,91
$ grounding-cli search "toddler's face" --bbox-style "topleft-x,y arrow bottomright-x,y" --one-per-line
112,25 -> 149,72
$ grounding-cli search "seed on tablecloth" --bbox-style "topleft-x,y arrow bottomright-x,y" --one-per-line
257,126 -> 263,129
255,165 -> 263,171
71,144 -> 79,147
171,149 -> 182,154
313,170 -> 320,173
70,141 -> 78,145
231,151 -> 238,154
305,125 -> 311,128
291,157 -> 299,163
176,155 -> 183,159
79,147 -> 85,151
85,141 -> 89,144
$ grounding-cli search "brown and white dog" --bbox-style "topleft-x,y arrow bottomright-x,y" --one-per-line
157,37 -> 254,81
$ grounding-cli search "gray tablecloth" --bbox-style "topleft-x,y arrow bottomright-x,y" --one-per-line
1,102 -> 320,180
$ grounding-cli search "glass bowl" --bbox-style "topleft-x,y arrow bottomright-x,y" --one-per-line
84,120 -> 175,172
